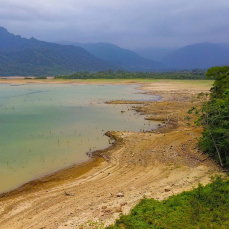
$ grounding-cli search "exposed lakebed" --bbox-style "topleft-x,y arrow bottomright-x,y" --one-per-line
0,83 -> 159,193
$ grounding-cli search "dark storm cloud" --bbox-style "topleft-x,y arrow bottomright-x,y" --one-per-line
0,0 -> 229,48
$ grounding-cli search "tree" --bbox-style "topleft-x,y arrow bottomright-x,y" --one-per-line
206,66 -> 229,98
198,66 -> 229,167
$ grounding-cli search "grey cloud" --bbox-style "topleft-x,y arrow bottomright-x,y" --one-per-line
0,0 -> 228,48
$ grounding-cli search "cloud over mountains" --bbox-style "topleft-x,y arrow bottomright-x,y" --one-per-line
0,0 -> 229,48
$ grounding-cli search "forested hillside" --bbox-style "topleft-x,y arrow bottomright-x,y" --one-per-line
0,27 -> 118,76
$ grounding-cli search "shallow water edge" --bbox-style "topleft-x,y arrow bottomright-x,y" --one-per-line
0,82 -> 160,193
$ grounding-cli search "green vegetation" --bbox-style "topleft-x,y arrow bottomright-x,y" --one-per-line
35,76 -> 47,79
107,66 -> 229,228
108,176 -> 229,229
55,70 -> 206,80
0,27 -> 117,76
0,48 -> 116,76
195,66 -> 229,167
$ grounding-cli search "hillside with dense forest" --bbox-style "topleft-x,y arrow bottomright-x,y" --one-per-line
0,27 -> 118,76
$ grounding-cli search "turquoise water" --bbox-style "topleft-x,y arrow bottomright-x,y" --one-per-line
0,84 -> 159,193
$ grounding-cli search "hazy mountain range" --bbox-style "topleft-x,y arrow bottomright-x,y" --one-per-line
0,26 -> 228,76
58,41 -> 164,71
0,27 -> 118,76
133,47 -> 178,62
161,43 -> 229,69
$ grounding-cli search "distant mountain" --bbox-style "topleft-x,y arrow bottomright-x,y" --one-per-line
162,43 -> 229,70
58,41 -> 165,71
0,27 -> 118,76
133,47 -> 178,62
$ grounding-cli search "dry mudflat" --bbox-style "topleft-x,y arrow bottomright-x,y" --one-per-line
0,79 -> 223,229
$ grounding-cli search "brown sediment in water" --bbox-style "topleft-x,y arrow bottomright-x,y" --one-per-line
0,79 -> 223,229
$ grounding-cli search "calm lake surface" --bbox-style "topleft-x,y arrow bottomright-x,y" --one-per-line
0,83 -> 159,193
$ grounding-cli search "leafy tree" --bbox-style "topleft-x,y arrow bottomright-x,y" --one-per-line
198,66 -> 229,167
206,66 -> 229,98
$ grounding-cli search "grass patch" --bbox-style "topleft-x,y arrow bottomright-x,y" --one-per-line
107,176 -> 229,229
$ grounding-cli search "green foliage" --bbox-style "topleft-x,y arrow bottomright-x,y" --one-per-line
35,76 -> 47,79
0,28 -> 117,76
206,66 -> 229,99
55,70 -> 206,80
0,48 -> 116,76
107,177 -> 229,229
198,66 -> 229,167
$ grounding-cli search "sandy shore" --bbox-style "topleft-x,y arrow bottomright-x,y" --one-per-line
0,78 -> 144,85
0,79 -> 223,229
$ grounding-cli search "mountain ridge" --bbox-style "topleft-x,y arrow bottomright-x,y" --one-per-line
0,27 -> 119,76
58,41 -> 165,71
162,42 -> 229,69
1,26 -> 229,75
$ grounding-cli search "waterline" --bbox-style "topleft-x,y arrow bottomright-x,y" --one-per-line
0,84 -> 159,193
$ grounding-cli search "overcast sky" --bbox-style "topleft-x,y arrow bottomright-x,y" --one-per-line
0,0 -> 229,49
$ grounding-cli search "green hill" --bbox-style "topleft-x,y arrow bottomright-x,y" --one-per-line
0,27 -> 118,76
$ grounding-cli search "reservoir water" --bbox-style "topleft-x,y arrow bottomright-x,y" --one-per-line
0,83 -> 159,193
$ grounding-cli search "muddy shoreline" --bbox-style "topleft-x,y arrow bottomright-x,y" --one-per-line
0,131 -> 123,198
0,85 -> 155,198
0,79 -> 222,229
